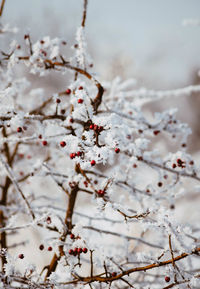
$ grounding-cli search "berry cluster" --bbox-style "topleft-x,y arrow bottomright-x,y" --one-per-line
172,158 -> 186,169
39,244 -> 52,251
176,158 -> 186,168
89,124 -> 103,133
97,189 -> 105,196
68,247 -> 88,256
83,181 -> 88,187
70,151 -> 83,159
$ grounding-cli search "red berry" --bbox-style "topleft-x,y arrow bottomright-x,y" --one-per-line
182,143 -> 186,147
138,130 -> 143,134
24,34 -> 29,39
97,190 -> 105,196
56,98 -> 61,104
18,254 -> 24,259
90,124 -> 94,130
94,124 -> 98,131
70,153 -> 74,159
17,127 -> 22,133
42,140 -> 48,146
60,141 -> 66,147
62,41 -> 67,45
111,272 -> 117,277
82,248 -> 88,254
38,134 -> 42,139
46,216 -> 51,224
94,180 -> 98,184
39,244 -> 44,250
157,182 -> 163,187
78,248 -> 82,254
165,276 -> 170,283
17,45 -> 21,49
78,98 -> 83,104
153,130 -> 160,136
91,160 -> 96,166
189,160 -> 194,165
69,118 -> 74,123
48,246 -> 52,251
40,40 -> 45,44
70,234 -> 75,239
115,148 -> 120,154
98,126 -> 103,132
66,89 -> 71,95
61,109 -> 66,114
40,49 -> 47,56
79,86 -> 83,90
84,181 -> 88,187
77,151 -> 82,157
172,163 -> 176,169
69,249 -> 74,255
133,164 -> 137,168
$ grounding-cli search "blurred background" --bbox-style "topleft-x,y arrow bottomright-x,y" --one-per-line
3,0 -> 200,151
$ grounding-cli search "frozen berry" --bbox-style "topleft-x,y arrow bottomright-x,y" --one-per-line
48,246 -> 52,251
46,216 -> 51,224
153,130 -> 160,136
70,234 -> 75,239
69,249 -> 74,255
111,272 -> 117,277
165,276 -> 170,283
39,244 -> 44,250
18,254 -> 24,259
115,148 -> 120,154
82,248 -> 88,254
60,141 -> 66,147
77,248 -> 82,254
42,140 -> 48,146
17,127 -> 22,133
66,89 -> 71,95
78,98 -> 83,104
91,160 -> 96,166
97,190 -> 105,196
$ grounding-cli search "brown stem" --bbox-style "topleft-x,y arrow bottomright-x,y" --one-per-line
45,168 -> 79,279
75,247 -> 200,283
0,0 -> 6,17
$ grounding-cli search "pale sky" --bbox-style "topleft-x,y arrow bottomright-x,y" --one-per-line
2,0 -> 200,87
